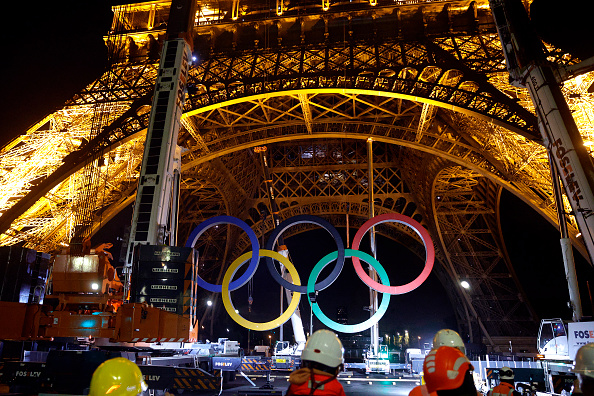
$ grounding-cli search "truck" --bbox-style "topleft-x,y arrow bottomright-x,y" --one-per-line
537,319 -> 594,394
405,348 -> 426,375
364,344 -> 391,374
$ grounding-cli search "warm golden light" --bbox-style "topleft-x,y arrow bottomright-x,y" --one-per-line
231,0 -> 239,20
1,0 -> 591,264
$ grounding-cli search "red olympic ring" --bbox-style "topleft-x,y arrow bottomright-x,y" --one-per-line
351,213 -> 434,294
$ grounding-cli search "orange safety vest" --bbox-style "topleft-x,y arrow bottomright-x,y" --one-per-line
287,373 -> 346,396
410,384 -> 482,396
489,381 -> 516,396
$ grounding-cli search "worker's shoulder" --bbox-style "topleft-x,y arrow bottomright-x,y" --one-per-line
409,384 -> 436,396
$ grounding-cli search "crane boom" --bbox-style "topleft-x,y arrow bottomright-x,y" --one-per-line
123,0 -> 195,299
489,0 -> 594,321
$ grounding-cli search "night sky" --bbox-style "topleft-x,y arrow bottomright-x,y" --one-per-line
1,1 -> 593,346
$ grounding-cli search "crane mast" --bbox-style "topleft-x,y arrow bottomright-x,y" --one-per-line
123,0 -> 195,299
489,0 -> 592,320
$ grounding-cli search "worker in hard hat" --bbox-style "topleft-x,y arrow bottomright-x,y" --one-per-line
488,367 -> 521,396
89,357 -> 148,396
409,329 -> 468,396
411,346 -> 480,396
433,329 -> 466,354
286,329 -> 346,396
573,343 -> 594,396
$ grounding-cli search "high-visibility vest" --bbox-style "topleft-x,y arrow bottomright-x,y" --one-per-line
489,381 -> 516,396
287,373 -> 346,396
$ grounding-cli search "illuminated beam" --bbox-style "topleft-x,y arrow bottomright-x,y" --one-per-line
298,93 -> 313,134
416,103 -> 436,142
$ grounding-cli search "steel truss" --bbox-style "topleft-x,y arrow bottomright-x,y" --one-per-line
0,0 -> 593,343
433,166 -> 538,338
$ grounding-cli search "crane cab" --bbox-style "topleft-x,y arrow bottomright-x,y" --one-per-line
538,318 -> 571,361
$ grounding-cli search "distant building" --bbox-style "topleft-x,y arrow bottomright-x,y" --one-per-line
337,306 -> 348,325
338,334 -> 370,361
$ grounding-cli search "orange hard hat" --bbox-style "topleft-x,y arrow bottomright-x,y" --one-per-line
424,346 -> 473,393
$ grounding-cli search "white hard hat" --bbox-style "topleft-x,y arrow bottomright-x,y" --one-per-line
432,329 -> 466,354
574,343 -> 594,379
301,329 -> 344,368
499,366 -> 514,381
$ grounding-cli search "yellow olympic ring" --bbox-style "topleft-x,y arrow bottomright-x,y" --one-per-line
221,249 -> 301,331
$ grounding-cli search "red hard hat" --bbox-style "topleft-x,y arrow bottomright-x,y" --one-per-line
424,346 -> 473,393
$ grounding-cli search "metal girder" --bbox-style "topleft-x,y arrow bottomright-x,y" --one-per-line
299,93 -> 314,134
432,166 -> 538,339
68,63 -> 158,105
252,141 -> 407,204
185,35 -> 538,139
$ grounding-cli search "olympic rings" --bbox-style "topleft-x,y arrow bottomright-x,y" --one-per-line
222,249 -> 301,331
265,215 -> 345,293
352,213 -> 435,295
185,215 -> 260,292
308,249 -> 391,333
188,213 -> 435,333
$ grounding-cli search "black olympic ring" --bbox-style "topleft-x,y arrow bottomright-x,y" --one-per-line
264,214 -> 345,293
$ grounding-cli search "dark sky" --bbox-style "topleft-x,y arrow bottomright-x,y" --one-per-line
0,1 -> 111,147
2,1 -> 594,346
530,0 -> 594,61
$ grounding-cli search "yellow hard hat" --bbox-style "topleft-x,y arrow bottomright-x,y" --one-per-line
89,357 -> 148,395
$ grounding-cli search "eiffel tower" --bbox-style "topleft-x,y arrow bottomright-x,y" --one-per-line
0,0 -> 592,349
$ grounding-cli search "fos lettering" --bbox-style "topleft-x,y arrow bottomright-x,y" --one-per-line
16,371 -> 41,377
551,138 -> 584,202
574,330 -> 594,338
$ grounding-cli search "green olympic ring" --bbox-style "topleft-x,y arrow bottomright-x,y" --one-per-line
307,249 -> 390,333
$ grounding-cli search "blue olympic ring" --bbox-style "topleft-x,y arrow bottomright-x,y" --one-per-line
185,215 -> 260,292
265,214 -> 345,293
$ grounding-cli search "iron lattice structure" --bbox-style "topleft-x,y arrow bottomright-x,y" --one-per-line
1,0 -> 593,345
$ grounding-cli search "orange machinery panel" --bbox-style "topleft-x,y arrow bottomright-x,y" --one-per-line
0,301 -> 40,340
42,311 -> 115,339
0,302 -> 196,342
52,254 -> 121,294
115,303 -> 194,342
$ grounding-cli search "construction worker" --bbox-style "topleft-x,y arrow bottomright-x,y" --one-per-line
488,367 -> 521,396
409,329 -> 467,396
419,346 -> 480,396
433,329 -> 466,355
573,343 -> 594,396
89,357 -> 148,396
287,329 -> 346,396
